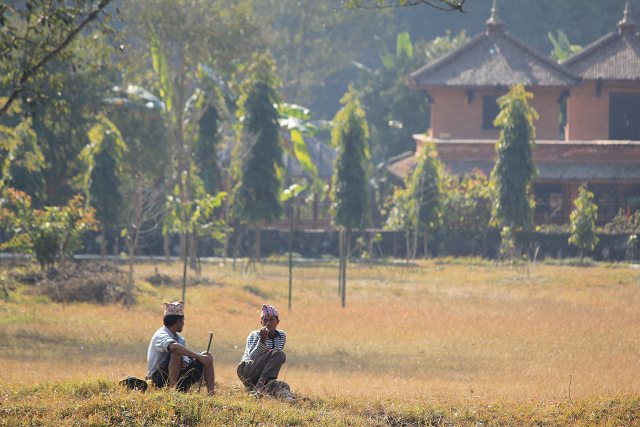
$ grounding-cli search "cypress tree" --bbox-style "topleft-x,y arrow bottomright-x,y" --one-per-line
196,104 -> 221,195
233,53 -> 283,262
84,116 -> 126,257
491,84 -> 538,231
331,86 -> 370,306
407,140 -> 442,260
332,86 -> 370,231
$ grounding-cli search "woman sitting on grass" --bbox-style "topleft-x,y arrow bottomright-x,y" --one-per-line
237,304 -> 295,401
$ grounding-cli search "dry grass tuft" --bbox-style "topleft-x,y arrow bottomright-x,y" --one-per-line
2,378 -> 640,426
1,259 -> 640,409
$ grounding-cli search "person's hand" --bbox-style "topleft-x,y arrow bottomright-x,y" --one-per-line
259,326 -> 269,343
198,352 -> 213,365
181,359 -> 188,370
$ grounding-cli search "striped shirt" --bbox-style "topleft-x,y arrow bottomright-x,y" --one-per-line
240,329 -> 286,362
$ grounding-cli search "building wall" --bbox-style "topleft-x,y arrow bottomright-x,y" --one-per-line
566,81 -> 608,140
429,87 -> 563,141
426,139 -> 640,164
566,81 -> 640,141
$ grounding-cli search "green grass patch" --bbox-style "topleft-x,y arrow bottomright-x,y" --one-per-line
2,378 -> 640,426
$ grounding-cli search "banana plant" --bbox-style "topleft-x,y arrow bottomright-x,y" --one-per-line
277,103 -> 331,190
549,29 -> 582,61
372,32 -> 413,69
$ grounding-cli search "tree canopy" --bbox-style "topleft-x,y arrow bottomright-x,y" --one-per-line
491,84 -> 538,230
233,53 -> 284,226
331,86 -> 371,231
569,184 -> 599,259
0,0 -> 115,116
356,30 -> 469,163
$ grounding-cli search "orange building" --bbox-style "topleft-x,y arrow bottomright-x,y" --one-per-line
402,2 -> 640,225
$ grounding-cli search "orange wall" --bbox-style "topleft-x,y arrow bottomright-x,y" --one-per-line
429,87 -> 563,141
566,81 -> 608,140
566,81 -> 640,141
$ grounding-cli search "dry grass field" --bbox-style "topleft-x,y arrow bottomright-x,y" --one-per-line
1,258 -> 639,406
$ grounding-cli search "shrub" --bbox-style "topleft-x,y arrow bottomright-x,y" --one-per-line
0,188 -> 98,270
602,209 -> 640,234
568,184 -> 598,260
438,168 -> 495,256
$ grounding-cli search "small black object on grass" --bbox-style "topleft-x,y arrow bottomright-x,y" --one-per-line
119,376 -> 148,392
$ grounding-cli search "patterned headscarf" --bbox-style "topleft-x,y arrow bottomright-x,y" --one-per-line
261,304 -> 278,318
164,301 -> 184,316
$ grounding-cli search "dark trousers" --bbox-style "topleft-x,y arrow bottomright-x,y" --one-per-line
237,350 -> 286,390
151,353 -> 204,392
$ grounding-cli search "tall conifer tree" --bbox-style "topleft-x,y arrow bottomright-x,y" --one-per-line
233,53 -> 283,262
331,86 -> 370,307
196,105 -> 222,195
83,115 -> 126,258
491,84 -> 538,232
408,141 -> 442,259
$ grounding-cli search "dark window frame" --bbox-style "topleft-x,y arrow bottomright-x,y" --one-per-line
482,95 -> 501,130
609,92 -> 640,140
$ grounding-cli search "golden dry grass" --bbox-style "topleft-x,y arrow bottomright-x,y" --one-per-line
1,259 -> 639,403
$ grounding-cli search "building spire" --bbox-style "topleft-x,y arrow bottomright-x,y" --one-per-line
486,0 -> 505,36
618,1 -> 637,36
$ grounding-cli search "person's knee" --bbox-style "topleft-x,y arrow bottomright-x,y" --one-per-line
272,350 -> 286,363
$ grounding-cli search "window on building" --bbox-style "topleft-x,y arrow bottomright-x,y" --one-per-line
609,93 -> 640,140
534,184 -> 563,223
482,95 -> 501,130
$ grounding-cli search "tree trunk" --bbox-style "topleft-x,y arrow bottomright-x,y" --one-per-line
412,224 -> 419,262
295,204 -> 301,232
113,237 -> 119,261
164,233 -> 171,264
312,191 -> 319,229
128,256 -> 134,309
288,203 -> 294,312
342,229 -> 348,308
338,229 -> 343,297
182,232 -> 189,303
368,231 -> 374,267
232,225 -> 243,271
100,226 -> 107,260
393,232 -> 397,258
424,227 -> 428,260
256,224 -> 261,263
222,184 -> 231,266
406,231 -> 411,265
189,233 -> 197,272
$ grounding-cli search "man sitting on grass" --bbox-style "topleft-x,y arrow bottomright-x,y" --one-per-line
146,301 -> 215,395
237,304 -> 295,401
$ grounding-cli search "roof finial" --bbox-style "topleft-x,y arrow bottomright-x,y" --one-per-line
490,0 -> 499,20
624,1 -> 631,21
618,1 -> 636,36
486,0 -> 505,35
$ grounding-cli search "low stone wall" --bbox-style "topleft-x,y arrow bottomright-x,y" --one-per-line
517,231 -> 631,261
77,228 -> 633,262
